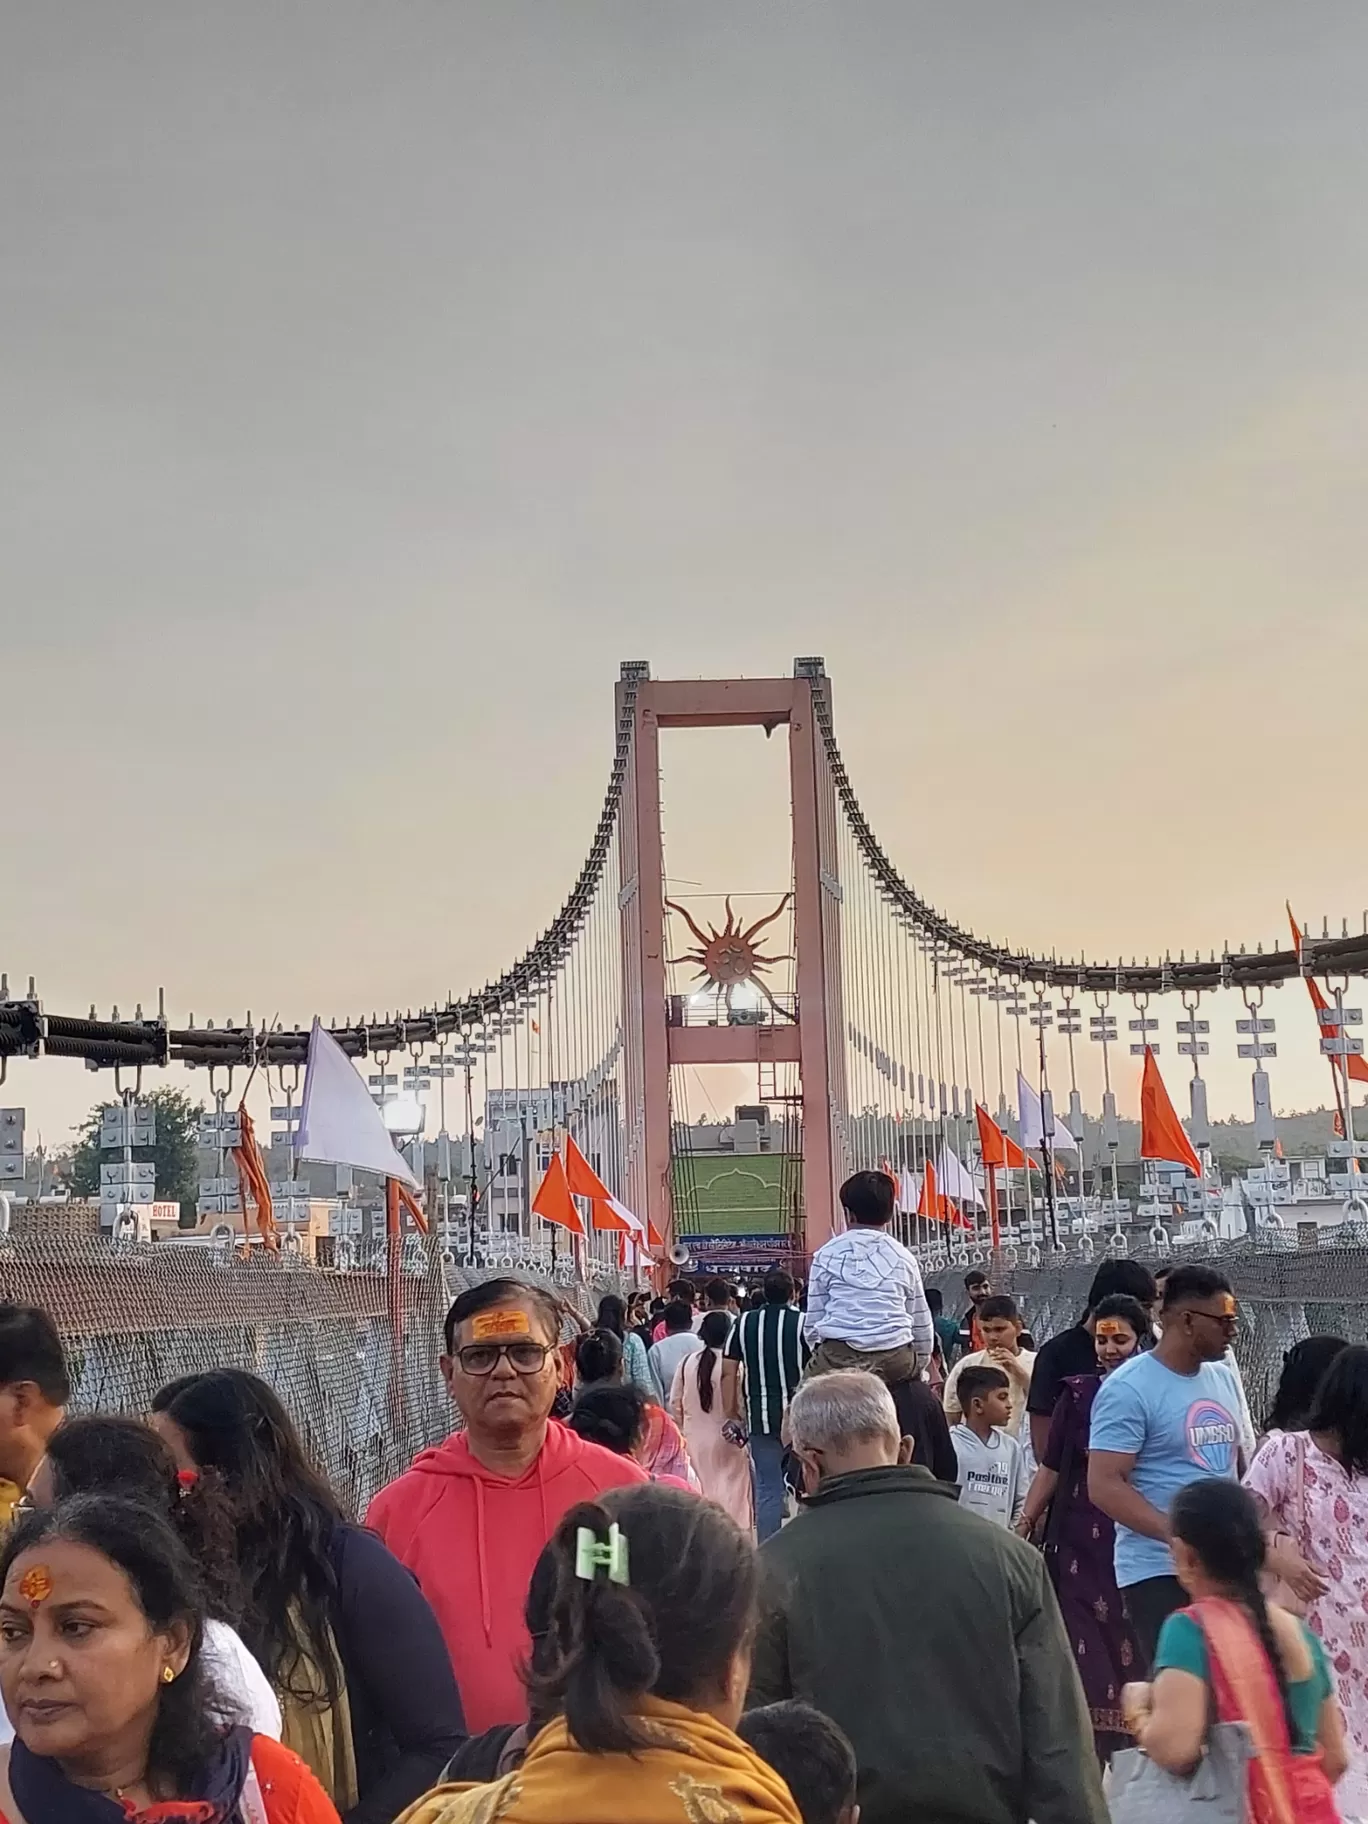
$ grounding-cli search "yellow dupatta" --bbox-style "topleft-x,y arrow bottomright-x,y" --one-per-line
276,1612 -> 360,1815
395,1699 -> 803,1824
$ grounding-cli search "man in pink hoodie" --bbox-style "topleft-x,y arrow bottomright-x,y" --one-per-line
366,1277 -> 645,1733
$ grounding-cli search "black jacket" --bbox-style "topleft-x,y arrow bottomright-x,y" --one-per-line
749,1465 -> 1106,1824
330,1524 -> 466,1824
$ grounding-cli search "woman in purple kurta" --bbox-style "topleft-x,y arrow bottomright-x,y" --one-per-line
1018,1294 -> 1150,1762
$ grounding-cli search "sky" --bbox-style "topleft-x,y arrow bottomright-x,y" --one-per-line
4,4 -> 1367,1148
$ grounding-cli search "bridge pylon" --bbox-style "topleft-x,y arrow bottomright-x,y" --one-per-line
616,660 -> 847,1265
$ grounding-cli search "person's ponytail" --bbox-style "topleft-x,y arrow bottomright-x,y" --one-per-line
527,1484 -> 757,1756
1242,1574 -> 1298,1744
530,1501 -> 660,1752
698,1347 -> 717,1414
1169,1479 -> 1298,1744
697,1312 -> 731,1414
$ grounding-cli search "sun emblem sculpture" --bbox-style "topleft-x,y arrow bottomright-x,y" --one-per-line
666,894 -> 795,1020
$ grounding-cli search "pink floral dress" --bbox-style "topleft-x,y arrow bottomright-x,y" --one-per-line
1245,1431 -> 1368,1818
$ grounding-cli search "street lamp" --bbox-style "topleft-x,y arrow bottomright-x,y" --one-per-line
381,1094 -> 426,1138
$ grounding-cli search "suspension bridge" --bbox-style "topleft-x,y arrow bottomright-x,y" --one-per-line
5,657 -> 1368,1280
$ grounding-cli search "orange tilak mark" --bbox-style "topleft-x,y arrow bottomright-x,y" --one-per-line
471,1309 -> 531,1341
18,1566 -> 53,1605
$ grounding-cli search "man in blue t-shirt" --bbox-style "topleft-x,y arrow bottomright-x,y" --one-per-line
1088,1263 -> 1242,1669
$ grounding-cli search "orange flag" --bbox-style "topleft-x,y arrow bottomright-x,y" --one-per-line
1139,1047 -> 1203,1178
974,1103 -> 1031,1171
1289,904 -> 1368,1083
232,1106 -> 278,1251
564,1133 -> 612,1201
918,1161 -> 965,1224
563,1134 -> 629,1230
397,1180 -> 429,1234
531,1152 -> 584,1236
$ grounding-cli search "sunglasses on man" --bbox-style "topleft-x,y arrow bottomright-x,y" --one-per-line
1185,1305 -> 1239,1335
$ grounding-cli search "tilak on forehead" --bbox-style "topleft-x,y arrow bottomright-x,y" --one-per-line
1094,1319 -> 1130,1340
18,1566 -> 54,1606
470,1308 -> 532,1342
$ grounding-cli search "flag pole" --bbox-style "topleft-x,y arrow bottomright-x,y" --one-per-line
386,1175 -> 405,1431
986,1160 -> 1000,1252
1036,1025 -> 1060,1251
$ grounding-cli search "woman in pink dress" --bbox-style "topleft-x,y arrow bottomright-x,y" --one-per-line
1245,1343 -> 1368,1820
670,1312 -> 754,1534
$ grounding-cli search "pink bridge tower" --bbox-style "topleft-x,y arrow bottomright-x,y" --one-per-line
616,660 -> 848,1267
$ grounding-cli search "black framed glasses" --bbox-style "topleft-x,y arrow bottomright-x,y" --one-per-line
455,1341 -> 553,1376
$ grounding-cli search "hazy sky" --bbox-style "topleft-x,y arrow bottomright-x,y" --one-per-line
6,4 -> 1367,1145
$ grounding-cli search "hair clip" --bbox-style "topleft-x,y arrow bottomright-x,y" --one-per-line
575,1523 -> 629,1587
176,1469 -> 199,1490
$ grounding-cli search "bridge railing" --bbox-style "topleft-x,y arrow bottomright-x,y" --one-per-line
0,1231 -> 627,1517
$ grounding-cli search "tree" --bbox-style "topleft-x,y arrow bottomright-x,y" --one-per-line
61,1088 -> 204,1220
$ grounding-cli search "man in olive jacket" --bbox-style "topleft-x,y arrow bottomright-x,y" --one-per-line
748,1371 -> 1107,1824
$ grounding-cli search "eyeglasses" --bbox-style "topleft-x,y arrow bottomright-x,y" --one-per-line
1187,1307 -> 1239,1333
455,1341 -> 553,1377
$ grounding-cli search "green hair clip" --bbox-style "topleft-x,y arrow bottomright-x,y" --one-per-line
575,1522 -> 630,1587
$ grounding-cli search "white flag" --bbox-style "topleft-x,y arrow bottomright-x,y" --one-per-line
296,1019 -> 420,1187
898,1167 -> 921,1214
935,1144 -> 986,1209
1016,1070 -> 1080,1153
607,1194 -> 645,1237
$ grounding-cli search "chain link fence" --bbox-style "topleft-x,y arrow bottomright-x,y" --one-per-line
0,1229 -> 628,1517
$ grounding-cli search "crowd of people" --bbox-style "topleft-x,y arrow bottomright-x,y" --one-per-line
0,1166 -> 1363,1823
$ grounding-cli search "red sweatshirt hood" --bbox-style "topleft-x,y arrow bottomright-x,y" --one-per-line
404,1417 -> 596,1483
366,1419 -> 646,1731
401,1423 -> 592,1644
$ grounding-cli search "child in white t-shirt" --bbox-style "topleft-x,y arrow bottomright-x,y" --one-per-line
950,1364 -> 1026,1529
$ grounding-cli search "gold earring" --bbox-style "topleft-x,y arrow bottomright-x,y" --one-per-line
161,1666 -> 175,1684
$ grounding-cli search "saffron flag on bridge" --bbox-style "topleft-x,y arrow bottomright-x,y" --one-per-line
232,1105 -> 278,1251
564,1134 -> 629,1232
1139,1046 -> 1203,1178
531,1151 -> 584,1236
1288,903 -> 1368,1084
396,1181 -> 429,1234
917,1160 -> 970,1228
296,1019 -> 420,1188
974,1103 -> 1031,1171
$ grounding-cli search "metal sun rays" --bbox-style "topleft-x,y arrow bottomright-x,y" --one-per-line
665,894 -> 795,1021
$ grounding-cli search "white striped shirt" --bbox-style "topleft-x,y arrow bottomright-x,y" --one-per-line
804,1225 -> 935,1356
